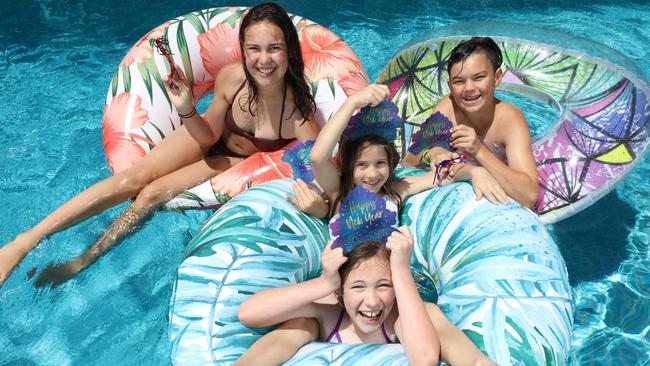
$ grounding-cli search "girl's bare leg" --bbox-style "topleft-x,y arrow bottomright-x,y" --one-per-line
429,306 -> 498,366
234,318 -> 319,366
33,154 -> 240,287
0,126 -> 206,287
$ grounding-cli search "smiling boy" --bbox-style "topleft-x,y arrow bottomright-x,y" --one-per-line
404,37 -> 538,208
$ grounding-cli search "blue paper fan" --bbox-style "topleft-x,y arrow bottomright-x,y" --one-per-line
408,111 -> 453,154
282,140 -> 315,183
330,186 -> 398,254
343,100 -> 404,143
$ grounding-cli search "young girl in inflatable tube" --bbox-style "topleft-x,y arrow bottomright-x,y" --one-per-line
0,3 -> 321,288
239,227 -> 496,366
404,37 -> 538,208
235,84 -> 496,365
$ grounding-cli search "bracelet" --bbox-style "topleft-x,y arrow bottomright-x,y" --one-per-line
421,146 -> 432,166
178,107 -> 197,119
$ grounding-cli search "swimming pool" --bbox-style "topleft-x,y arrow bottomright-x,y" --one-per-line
1,0 -> 648,365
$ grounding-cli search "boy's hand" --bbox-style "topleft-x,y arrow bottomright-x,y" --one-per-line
347,84 -> 389,110
287,179 -> 329,218
425,147 -> 454,170
386,226 -> 414,270
320,241 -> 347,291
429,149 -> 462,184
450,125 -> 483,157
470,167 -> 509,205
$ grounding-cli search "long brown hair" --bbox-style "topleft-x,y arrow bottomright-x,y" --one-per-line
238,3 -> 316,121
334,135 -> 402,214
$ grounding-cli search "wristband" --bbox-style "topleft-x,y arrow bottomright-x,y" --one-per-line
178,107 -> 197,119
421,147 -> 432,166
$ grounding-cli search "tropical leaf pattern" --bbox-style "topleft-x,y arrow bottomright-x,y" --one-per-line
169,180 -> 329,364
376,28 -> 650,224
169,177 -> 573,365
103,7 -> 368,212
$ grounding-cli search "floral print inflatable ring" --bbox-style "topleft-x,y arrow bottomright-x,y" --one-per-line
102,7 -> 369,209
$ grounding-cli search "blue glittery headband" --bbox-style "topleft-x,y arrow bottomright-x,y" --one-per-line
330,186 -> 398,255
281,140 -> 316,183
342,100 -> 404,143
407,111 -> 453,154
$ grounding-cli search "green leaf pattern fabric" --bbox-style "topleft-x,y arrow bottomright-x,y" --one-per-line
169,178 -> 573,365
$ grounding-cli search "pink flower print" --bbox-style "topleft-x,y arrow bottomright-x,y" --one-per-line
192,79 -> 216,104
119,21 -> 172,67
338,71 -> 369,96
198,23 -> 242,78
299,25 -> 364,83
102,93 -> 150,173
211,149 -> 291,198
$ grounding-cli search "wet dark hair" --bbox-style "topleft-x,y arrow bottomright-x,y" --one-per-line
334,135 -> 402,214
238,2 -> 316,121
336,240 -> 391,305
446,37 -> 503,74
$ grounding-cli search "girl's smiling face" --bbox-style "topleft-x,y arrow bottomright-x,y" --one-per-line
353,143 -> 390,193
447,52 -> 502,114
243,21 -> 289,87
341,257 -> 395,337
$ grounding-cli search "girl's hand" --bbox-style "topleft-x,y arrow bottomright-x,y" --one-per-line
287,179 -> 330,218
470,167 -> 509,205
450,124 -> 483,157
386,226 -> 414,270
347,84 -> 389,110
320,241 -> 347,291
164,64 -> 195,116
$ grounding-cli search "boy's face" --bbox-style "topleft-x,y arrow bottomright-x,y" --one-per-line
447,52 -> 503,114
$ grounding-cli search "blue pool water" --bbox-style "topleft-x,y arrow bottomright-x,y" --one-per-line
1,0 -> 649,365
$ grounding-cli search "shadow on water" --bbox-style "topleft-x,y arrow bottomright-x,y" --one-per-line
550,191 -> 637,286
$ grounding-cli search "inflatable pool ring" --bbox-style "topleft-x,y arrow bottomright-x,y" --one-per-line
377,22 -> 650,224
101,7 -> 368,210
168,177 -> 573,365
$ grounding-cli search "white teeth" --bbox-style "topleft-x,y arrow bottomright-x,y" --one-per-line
257,67 -> 274,74
360,310 -> 381,318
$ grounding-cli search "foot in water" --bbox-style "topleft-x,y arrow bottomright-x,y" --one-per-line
34,257 -> 87,288
0,234 -> 37,287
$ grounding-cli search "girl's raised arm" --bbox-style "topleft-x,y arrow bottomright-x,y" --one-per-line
165,63 -> 241,149
392,170 -> 446,201
389,226 -> 440,365
311,84 -> 389,198
238,241 -> 347,328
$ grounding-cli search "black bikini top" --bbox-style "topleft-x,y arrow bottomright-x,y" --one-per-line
224,81 -> 296,152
